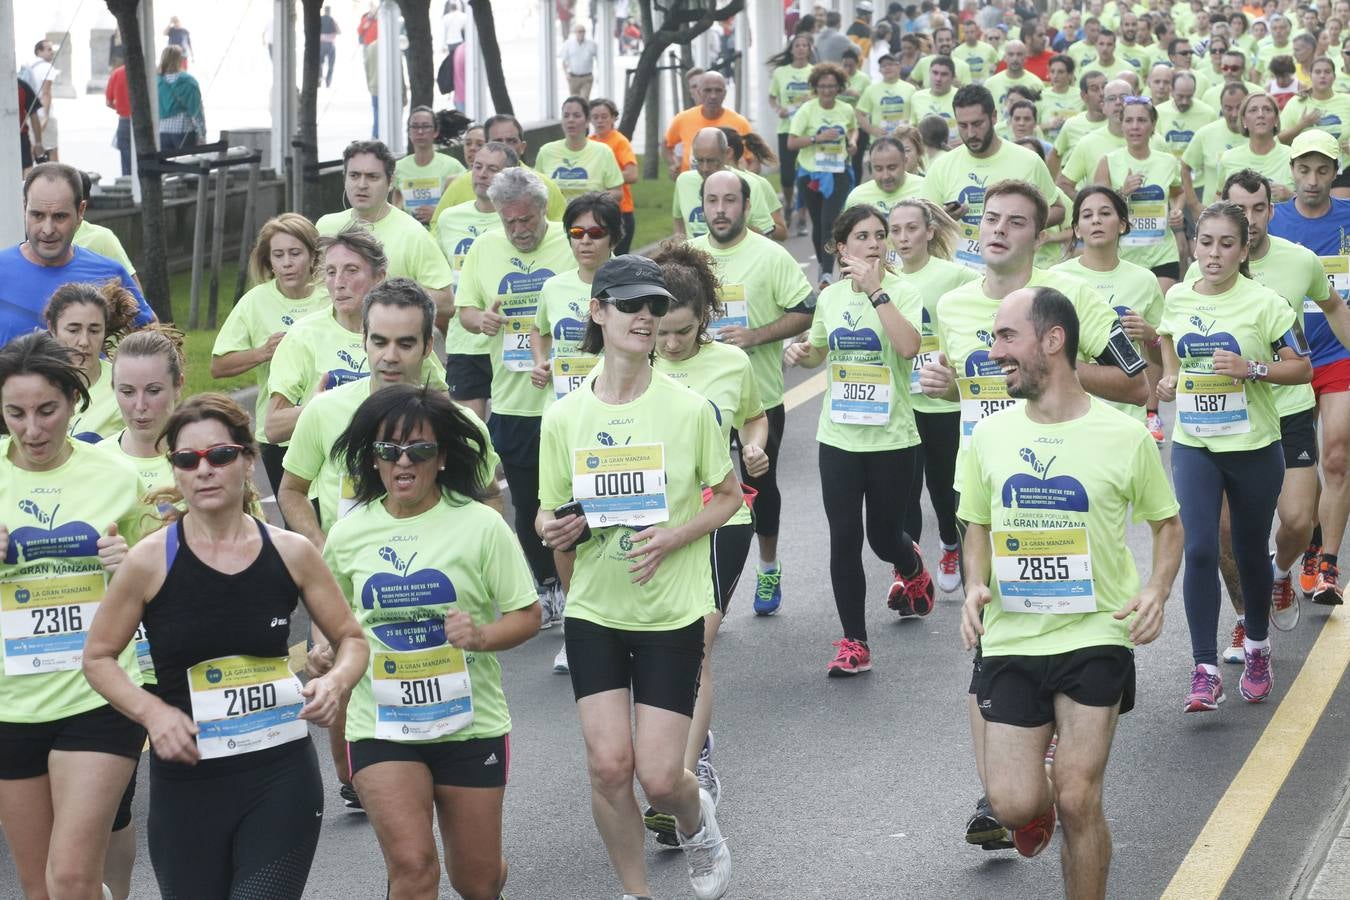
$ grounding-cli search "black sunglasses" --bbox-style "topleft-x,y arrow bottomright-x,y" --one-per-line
372,441 -> 440,463
169,444 -> 245,470
602,296 -> 671,316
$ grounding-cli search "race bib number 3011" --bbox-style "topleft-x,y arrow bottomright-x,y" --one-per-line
372,645 -> 473,740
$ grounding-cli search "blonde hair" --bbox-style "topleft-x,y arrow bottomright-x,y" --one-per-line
248,213 -> 323,287
113,325 -> 187,387
159,45 -> 184,75
889,199 -> 960,261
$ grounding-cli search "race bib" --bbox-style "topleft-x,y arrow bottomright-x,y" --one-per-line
572,443 -> 669,528
372,645 -> 473,741
1176,373 -> 1250,436
502,317 -> 534,372
1123,191 -> 1166,246
1321,256 -> 1350,300
911,335 -> 940,394
339,473 -> 360,520
133,623 -> 154,675
956,222 -> 985,271
992,528 -> 1096,614
829,363 -> 892,426
1,571 -> 106,675
816,137 -> 848,173
710,284 -> 750,336
187,655 -> 307,760
552,354 -> 599,399
959,375 -> 1018,437
401,176 -> 442,211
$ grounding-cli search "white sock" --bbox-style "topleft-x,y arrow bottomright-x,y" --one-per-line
942,541 -> 959,552
1273,559 -> 1294,581
759,559 -> 779,573
1244,636 -> 1271,652
1199,663 -> 1220,675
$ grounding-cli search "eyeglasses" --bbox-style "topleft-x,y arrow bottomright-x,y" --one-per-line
1221,63 -> 1243,71
1175,49 -> 1194,56
1210,47 -> 1227,55
568,225 -> 610,240
1122,95 -> 1152,105
372,441 -> 440,463
602,296 -> 671,316
816,81 -> 841,90
168,444 -> 245,470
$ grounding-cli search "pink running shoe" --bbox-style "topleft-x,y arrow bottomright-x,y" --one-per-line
1012,805 -> 1056,858
1239,644 -> 1273,703
1184,665 -> 1224,712
826,638 -> 872,677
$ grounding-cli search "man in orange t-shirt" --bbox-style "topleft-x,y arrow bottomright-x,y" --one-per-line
662,71 -> 751,178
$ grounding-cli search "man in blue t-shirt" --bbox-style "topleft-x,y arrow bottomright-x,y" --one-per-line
1269,129 -> 1350,607
0,162 -> 154,346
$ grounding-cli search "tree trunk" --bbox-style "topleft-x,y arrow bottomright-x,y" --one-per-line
638,0 -> 659,179
106,0 -> 172,322
397,0 -> 436,109
469,0 -> 513,114
298,0 -> 323,218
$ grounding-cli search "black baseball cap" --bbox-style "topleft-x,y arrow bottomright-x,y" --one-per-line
591,255 -> 676,302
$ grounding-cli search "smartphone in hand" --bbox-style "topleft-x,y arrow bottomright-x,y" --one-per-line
553,501 -> 592,552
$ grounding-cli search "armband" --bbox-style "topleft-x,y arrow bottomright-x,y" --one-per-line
1096,321 -> 1148,376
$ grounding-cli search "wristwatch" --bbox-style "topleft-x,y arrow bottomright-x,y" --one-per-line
869,290 -> 892,309
1246,360 -> 1269,381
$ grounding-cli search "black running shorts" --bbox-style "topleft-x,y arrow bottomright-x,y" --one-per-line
975,645 -> 1136,728
0,704 -> 145,780
564,617 -> 704,716
348,734 -> 509,788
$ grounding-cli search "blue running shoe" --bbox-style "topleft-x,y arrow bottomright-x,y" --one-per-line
753,566 -> 782,616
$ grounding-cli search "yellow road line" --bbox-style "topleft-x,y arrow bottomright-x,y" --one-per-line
782,371 -> 827,413
1162,605 -> 1350,900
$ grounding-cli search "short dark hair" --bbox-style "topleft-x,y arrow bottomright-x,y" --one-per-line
984,179 -> 1050,234
1079,70 -> 1107,94
929,55 -> 956,75
483,113 -> 525,142
1049,53 -> 1074,74
0,331 -> 90,414
1097,28 -> 1116,40
1220,167 -> 1274,205
342,139 -> 396,180
563,191 -> 624,246
1029,287 -> 1080,365
23,161 -> 83,207
953,84 -> 996,118
332,384 -> 490,506
362,277 -> 435,345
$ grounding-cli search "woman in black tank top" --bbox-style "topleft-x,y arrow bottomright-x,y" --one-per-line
84,394 -> 367,900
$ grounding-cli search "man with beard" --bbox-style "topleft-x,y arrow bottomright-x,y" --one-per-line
910,26 -> 972,89
689,169 -> 815,615
956,284 -> 1181,887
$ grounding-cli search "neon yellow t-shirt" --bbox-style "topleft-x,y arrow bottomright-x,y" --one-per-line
538,371 -> 732,631
903,256 -> 979,415
1038,87 -> 1086,140
1181,119 -> 1245,198
910,89 -> 955,123
1052,113 -> 1107,162
324,494 -> 536,744
842,70 -> 872,106
983,69 -> 1047,110
1280,95 -> 1350,165
212,279 -> 332,442
428,168 -> 568,226
73,220 -> 136,276
807,273 -> 924,451
844,175 -> 927,215
1217,142 -> 1295,194
789,100 -> 858,174
653,340 -> 761,526
1156,99 -> 1217,158
314,206 -> 454,291
955,41 -> 1000,83
1158,276 -> 1297,451
957,399 -> 1179,656
687,231 -> 815,407
533,268 -> 598,404
534,139 -> 624,201
770,64 -> 815,135
434,201 -> 499,357
395,152 -> 466,221
1103,147 -> 1182,270
0,440 -> 147,722
857,79 -> 918,134
68,359 -> 123,444
454,223 -> 578,416
672,169 -> 777,239
910,55 -> 972,90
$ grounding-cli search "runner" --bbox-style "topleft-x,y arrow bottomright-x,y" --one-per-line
427,114 -> 569,226
844,136 -> 926,215
921,85 -> 1064,271
888,199 -> 976,593
83,393 -> 367,900
314,140 -> 454,323
394,106 -> 466,226
1278,58 -> 1350,168
1181,83 -> 1249,220
323,384 -> 539,900
1047,71 -> 1108,179
768,32 -> 815,229
720,128 -> 789,240
788,61 -> 860,289
457,168 -> 577,611
672,128 -> 780,240
784,204 -> 934,676
1092,97 -> 1185,293
1269,129 -> 1350,605
639,240 -> 767,844
536,96 -> 625,203
1039,54 -> 1084,142
958,285 -> 1182,886
537,254 -> 738,900
856,52 -> 918,142
589,98 -> 640,254
688,170 -> 816,616
211,213 -> 331,495
1156,71 -> 1214,162
1057,78 -> 1137,193
1157,200 -> 1311,711
531,192 -> 621,660
435,141 -> 515,423
909,55 -> 958,125
43,281 -> 140,443
1216,92 -> 1294,200
0,331 -> 149,900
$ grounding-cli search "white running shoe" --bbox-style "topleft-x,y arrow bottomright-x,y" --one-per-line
536,583 -> 556,630
553,644 -> 569,674
696,733 -> 720,806
678,788 -> 732,900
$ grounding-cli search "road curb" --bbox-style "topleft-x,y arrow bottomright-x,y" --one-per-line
1301,781 -> 1350,899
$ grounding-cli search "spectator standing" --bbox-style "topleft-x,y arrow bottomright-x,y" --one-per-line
157,46 -> 204,150
663,71 -> 751,176
320,6 -> 341,87
163,16 -> 193,67
561,23 -> 599,99
21,40 -> 59,163
17,76 -> 44,175
816,11 -> 854,62
105,63 -> 132,176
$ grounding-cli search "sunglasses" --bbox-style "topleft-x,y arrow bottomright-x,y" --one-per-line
602,296 -> 671,316
568,225 -> 610,240
1221,64 -> 1243,71
1175,49 -> 1194,56
169,444 -> 245,470
1122,95 -> 1152,105
372,441 -> 440,463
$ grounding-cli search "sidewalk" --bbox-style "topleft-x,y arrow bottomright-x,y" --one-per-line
1303,785 -> 1350,899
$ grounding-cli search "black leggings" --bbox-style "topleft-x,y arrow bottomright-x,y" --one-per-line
260,443 -> 287,499
617,211 -> 636,256
777,134 -> 800,203
819,442 -> 920,643
711,522 -> 755,613
734,404 -> 785,539
851,131 -> 871,187
148,741 -> 323,900
905,410 -> 961,546
489,413 -> 557,585
797,174 -> 850,277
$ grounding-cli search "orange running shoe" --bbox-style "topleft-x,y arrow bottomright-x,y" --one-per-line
1313,559 -> 1345,606
1299,543 -> 1321,597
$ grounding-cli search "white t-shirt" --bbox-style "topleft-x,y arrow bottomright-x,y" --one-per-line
561,37 -> 598,75
442,10 -> 468,46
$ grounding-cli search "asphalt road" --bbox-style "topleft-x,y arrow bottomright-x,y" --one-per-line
3,233 -> 1349,899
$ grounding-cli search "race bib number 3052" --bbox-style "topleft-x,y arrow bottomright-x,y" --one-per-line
572,443 -> 669,527
829,363 -> 892,425
1,571 -> 106,675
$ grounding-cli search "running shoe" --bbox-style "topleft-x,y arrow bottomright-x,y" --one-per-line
678,788 -> 732,900
1313,559 -> 1345,606
826,637 -> 872,676
1183,665 -> 1224,712
644,806 -> 678,847
937,546 -> 962,593
1300,543 -> 1322,597
1270,564 -> 1300,632
536,582 -> 557,630
1221,620 -> 1246,664
965,795 -> 1009,846
1043,734 -> 1058,768
753,566 -> 782,616
339,782 -> 363,810
888,544 -> 935,617
795,211 -> 808,237
1146,410 -> 1165,444
1239,644 -> 1273,703
553,644 -> 569,674
1012,805 -> 1056,858
547,580 -> 567,626
696,746 -> 721,808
